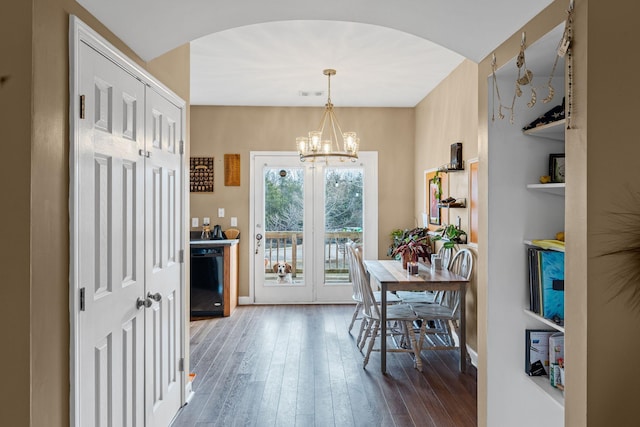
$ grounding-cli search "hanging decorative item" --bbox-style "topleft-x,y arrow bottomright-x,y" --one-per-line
515,32 -> 537,109
491,53 -> 509,122
561,0 -> 574,128
491,0 -> 574,127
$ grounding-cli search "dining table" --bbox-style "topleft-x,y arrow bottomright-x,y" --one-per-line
363,259 -> 470,374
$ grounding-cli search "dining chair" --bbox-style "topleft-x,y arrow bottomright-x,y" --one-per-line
396,246 -> 456,304
410,248 -> 473,351
347,244 -> 424,371
346,242 -> 400,337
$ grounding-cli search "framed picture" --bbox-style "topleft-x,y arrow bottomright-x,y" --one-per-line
429,177 -> 441,225
190,156 -> 215,192
549,153 -> 565,183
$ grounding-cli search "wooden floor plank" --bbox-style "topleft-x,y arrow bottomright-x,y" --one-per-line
172,305 -> 477,427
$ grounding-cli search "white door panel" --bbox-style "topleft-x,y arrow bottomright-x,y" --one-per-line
144,87 -> 183,425
77,41 -> 145,427
253,156 -> 314,303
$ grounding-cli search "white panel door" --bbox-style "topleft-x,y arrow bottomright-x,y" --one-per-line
77,41 -> 146,427
144,87 -> 183,426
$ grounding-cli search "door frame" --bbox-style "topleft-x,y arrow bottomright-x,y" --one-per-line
248,151 -> 378,304
69,16 -> 188,426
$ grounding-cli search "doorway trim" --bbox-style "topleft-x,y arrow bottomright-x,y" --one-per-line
69,16 -> 188,426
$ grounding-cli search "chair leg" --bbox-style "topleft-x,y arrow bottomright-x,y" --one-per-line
348,301 -> 362,333
416,320 -> 428,371
363,320 -> 380,369
357,318 -> 369,351
404,320 -> 422,372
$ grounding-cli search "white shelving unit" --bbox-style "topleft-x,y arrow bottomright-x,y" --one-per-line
523,119 -> 566,141
526,183 -> 565,196
529,375 -> 565,407
486,25 -> 566,427
522,120 -> 566,410
524,309 -> 565,333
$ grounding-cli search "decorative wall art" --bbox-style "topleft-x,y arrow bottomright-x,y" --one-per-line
224,154 -> 241,186
190,157 -> 214,192
429,176 -> 442,226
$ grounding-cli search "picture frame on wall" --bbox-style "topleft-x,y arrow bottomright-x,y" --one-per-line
190,156 -> 215,192
429,178 -> 441,225
549,153 -> 565,183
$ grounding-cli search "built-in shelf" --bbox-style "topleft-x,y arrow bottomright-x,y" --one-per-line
523,119 -> 566,141
523,239 -> 565,252
524,309 -> 565,333
528,374 -> 565,407
438,198 -> 466,208
438,161 -> 465,173
527,183 -> 565,196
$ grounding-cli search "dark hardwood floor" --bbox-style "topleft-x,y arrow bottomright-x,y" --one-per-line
171,305 -> 477,427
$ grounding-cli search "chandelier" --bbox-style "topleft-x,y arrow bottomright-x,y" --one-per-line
297,69 -> 359,162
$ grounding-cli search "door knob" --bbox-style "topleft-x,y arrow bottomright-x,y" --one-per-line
147,292 -> 162,302
136,297 -> 152,309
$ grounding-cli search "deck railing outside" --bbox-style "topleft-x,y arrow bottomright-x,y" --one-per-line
264,231 -> 362,280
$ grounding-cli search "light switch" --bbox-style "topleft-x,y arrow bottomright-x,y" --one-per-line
218,208 -> 225,218
230,217 -> 238,227
191,217 -> 199,228
203,217 -> 210,225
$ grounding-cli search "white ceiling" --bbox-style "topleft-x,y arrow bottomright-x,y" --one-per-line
75,0 -> 556,107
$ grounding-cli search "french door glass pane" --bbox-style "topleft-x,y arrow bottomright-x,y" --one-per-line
264,167 -> 304,285
324,168 -> 363,283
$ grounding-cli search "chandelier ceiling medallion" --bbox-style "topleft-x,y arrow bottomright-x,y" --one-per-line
297,69 -> 359,162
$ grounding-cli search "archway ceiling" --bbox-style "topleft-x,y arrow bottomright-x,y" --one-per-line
77,0 -> 556,107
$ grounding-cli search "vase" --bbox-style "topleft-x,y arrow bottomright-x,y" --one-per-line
402,253 -> 409,270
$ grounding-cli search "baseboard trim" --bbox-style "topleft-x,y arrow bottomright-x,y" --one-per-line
466,345 -> 478,368
238,296 -> 253,305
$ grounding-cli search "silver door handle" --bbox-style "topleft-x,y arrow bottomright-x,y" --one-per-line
147,292 -> 162,302
136,297 -> 152,309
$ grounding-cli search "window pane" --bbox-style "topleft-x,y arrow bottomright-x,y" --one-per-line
324,168 -> 363,283
264,168 -> 304,285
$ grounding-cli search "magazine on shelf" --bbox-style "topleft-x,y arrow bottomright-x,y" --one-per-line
525,245 -> 565,323
525,329 -> 555,376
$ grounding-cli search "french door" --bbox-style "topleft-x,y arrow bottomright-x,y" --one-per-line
251,152 -> 378,303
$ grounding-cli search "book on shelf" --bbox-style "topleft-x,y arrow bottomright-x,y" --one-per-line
525,329 -> 555,376
526,245 -> 565,324
549,333 -> 565,389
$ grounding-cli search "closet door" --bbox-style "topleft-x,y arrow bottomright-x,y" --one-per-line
144,87 -> 184,426
77,41 -> 146,427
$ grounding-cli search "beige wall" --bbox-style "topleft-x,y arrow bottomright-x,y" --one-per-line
190,106 -> 416,297
573,0 -> 640,425
413,59 -> 479,351
0,1 -> 191,425
0,2 -> 33,426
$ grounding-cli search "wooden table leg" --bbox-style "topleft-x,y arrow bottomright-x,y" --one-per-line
459,282 -> 467,373
381,282 -> 387,373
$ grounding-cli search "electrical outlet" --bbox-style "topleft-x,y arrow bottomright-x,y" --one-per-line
191,218 -> 199,228
203,217 -> 210,225
218,208 -> 225,218
230,217 -> 238,227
